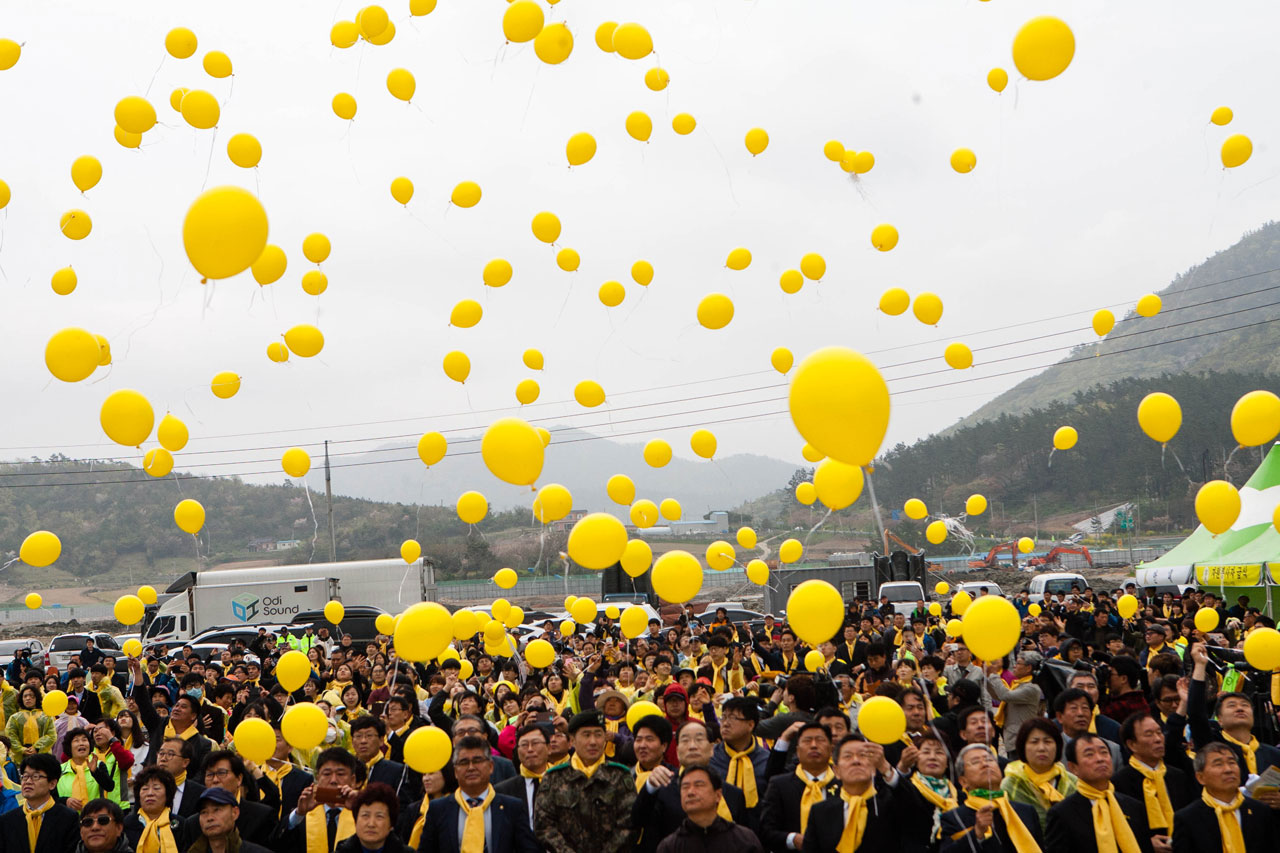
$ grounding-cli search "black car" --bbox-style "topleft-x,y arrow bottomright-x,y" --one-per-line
292,606 -> 388,645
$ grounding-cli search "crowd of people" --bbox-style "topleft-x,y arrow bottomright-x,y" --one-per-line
0,581 -> 1275,852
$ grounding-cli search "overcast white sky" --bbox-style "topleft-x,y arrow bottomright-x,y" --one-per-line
1,0 -> 1278,491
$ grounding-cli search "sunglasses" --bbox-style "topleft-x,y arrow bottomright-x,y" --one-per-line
80,815 -> 115,828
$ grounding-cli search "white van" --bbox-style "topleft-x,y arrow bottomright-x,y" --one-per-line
1027,572 -> 1089,600
878,581 -> 926,616
957,581 -> 1005,600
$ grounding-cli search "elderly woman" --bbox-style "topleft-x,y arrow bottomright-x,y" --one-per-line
338,781 -> 410,853
57,728 -> 115,812
1000,717 -> 1077,831
124,765 -> 193,851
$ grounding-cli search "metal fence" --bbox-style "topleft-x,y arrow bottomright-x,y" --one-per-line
434,566 -> 760,604
0,603 -> 117,625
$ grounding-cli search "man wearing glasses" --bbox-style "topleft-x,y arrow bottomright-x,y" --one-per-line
418,735 -> 538,853
201,749 -> 276,847
0,753 -> 79,853
74,798 -> 129,853
155,737 -> 205,819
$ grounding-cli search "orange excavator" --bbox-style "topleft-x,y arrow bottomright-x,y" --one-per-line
1027,545 -> 1093,568
968,541 -> 1020,570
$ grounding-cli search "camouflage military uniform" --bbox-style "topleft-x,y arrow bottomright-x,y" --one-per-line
535,759 -> 636,853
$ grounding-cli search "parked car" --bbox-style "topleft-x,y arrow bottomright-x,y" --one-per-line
47,632 -> 127,670
956,581 -> 1005,600
292,606 -> 388,645
0,638 -> 45,668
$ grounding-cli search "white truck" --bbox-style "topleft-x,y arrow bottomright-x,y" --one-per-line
143,557 -> 437,646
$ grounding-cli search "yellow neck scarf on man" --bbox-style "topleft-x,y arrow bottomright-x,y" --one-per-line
993,676 -> 1032,729
136,808 -> 179,853
164,721 -> 197,740
571,753 -> 605,779
836,784 -> 876,853
455,786 -> 495,853
634,767 -> 655,792
1076,782 -> 1142,853
23,798 -> 52,851
724,744 -> 759,807
519,764 -> 544,780
1126,757 -> 1174,832
1023,764 -> 1066,804
1201,790 -> 1246,853
408,797 -> 430,849
795,767 -> 835,832
1221,731 -> 1259,775
963,793 -> 1040,853
305,806 -> 354,853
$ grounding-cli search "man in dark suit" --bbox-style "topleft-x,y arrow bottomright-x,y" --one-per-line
64,668 -> 103,724
1171,741 -> 1274,853
0,754 -> 80,853
801,736 -> 899,852
262,725 -> 313,820
452,714 -> 518,783
154,736 -> 206,819
759,721 -> 840,852
1185,642 -> 1280,782
494,723 -> 551,829
1046,733 -> 1153,853
1066,670 -> 1123,744
198,749 -> 276,847
383,695 -> 422,765
418,734 -> 539,853
273,748 -> 365,852
350,715 -> 419,810
1113,711 -> 1194,850
939,744 -> 1043,853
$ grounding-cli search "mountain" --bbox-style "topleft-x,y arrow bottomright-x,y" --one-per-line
957,222 -> 1280,429
306,426 -> 797,515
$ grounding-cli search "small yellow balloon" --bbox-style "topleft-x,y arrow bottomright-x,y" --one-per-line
1136,294 -> 1162,317
746,559 -> 769,585
799,253 -> 826,281
651,551 -> 703,603
965,494 -> 987,516
203,50 -> 232,78
180,89 -> 220,129
697,293 -> 734,330
282,447 -> 311,478
457,491 -> 488,524
795,482 -> 817,505
631,260 -> 654,286
503,1 -> 544,43
267,341 -> 289,363
1210,106 -> 1233,126
745,128 -> 769,156
801,445 -> 824,463
871,224 -> 898,252
726,248 -> 752,270
387,68 -> 415,101
101,390 -> 155,448
950,148 -> 977,173
951,591 -> 972,616
45,328 -> 102,383
165,27 -> 198,59
612,22 -> 653,60
114,126 -> 142,149
1231,390 -> 1280,447
1194,607 -> 1219,633
785,580 -> 842,644
450,299 -> 482,328
1221,134 -> 1253,169
1243,627 -> 1280,671
227,134 -> 261,168
607,474 -> 635,506
925,520 -> 947,545
158,414 -> 189,452
959,596 -> 1021,661
143,448 -> 173,478
630,500 -> 658,529
60,209 -> 92,240
1117,594 -> 1139,620
935,582 -> 950,596
771,347 -> 794,374
390,177 -> 414,206
483,258 -> 513,287
115,96 -> 157,134
643,439 -> 672,468
494,568 -> 518,590
443,351 -> 471,383
1092,309 -> 1115,337
1012,16 -> 1075,81
252,245 -> 287,285
625,111 -> 652,142
620,540 -> 652,578
858,696 -> 907,745
25,593 -> 43,610
284,324 -> 324,358
210,371 -> 241,400
672,113 -> 697,135
332,93 -> 357,120
851,151 -> 875,174
418,432 -> 447,466
644,68 -> 670,91
944,342 -> 973,370
779,270 -> 804,295
779,538 -> 803,564
823,140 -> 845,162
401,539 -> 422,563
690,429 -> 717,459
534,24 -> 574,66
1137,393 -> 1182,444
515,379 -> 540,405
879,288 -> 910,316
904,499 -> 927,520
1053,426 -> 1077,450
452,181 -> 482,208
324,600 -> 345,625
599,280 -> 626,308
659,498 -> 682,521
814,459 -> 864,510
556,247 -> 580,271
174,498 -> 205,534
988,67 -> 1009,93
331,21 -> 359,48
71,156 -> 102,193
531,212 -> 561,244
20,531 -> 62,568
566,132 -> 597,167
567,513 -> 628,570
1195,480 -> 1241,535
1017,537 -> 1035,554
946,619 -> 964,637
575,380 -> 606,408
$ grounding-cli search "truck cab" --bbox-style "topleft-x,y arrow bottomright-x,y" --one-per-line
878,581 -> 926,616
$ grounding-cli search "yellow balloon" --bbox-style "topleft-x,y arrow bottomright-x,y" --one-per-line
779,538 -> 803,564
567,513 -> 628,570
1052,426 -> 1077,450
598,280 -> 626,307
725,248 -> 752,270
1012,16 -> 1075,81
823,140 -> 845,162
143,448 -> 174,478
531,212 -> 561,244
789,347 -> 889,468
324,600 -> 345,625
950,148 -> 977,173
418,432 -> 447,466
503,1 -> 544,43
281,447 -> 311,478
451,610 -> 478,641
332,93 -> 357,120
173,499 -> 205,535
1193,607 -> 1219,633
595,22 -> 618,51
522,349 -> 544,370
71,155 -> 102,193
1243,627 -> 1280,671
814,459 -> 864,510
645,67 -> 670,91
210,371 -> 241,399
481,417 -> 544,487
390,177 -> 414,205
1117,593 -> 1139,620
607,474 -> 635,505
95,335 -> 111,367
535,22 -> 574,64
114,594 -> 145,625
1092,309 -> 1115,336
945,618 -> 964,637
706,541 -> 735,571
621,540 -> 652,578
115,96 -> 156,134
944,342 -> 973,370
180,89 -> 220,129
935,582 -> 950,595
795,482 -> 817,505
651,550 -> 703,603
631,260 -> 654,286
690,429 -> 717,459
605,605 -> 620,620
451,181 -> 481,208
183,186 -> 268,280
839,151 -> 857,173
1136,393 -> 1182,444
45,327 -> 102,383
1231,390 -> 1280,446
283,324 -> 323,358
375,614 -> 395,635
401,539 -> 422,563
575,380 -> 606,408
20,531 -> 61,567
227,134 -> 261,168
736,527 -> 757,549
630,499 -> 658,529
659,498 -> 682,521
403,725 -> 453,774
803,649 -> 826,673
798,253 -> 826,281
1028,604 -> 1041,617
525,638 -> 555,668
42,690 -> 68,717
879,288 -> 910,316
395,602 -> 453,662
386,68 -> 415,102
1136,294 -> 1162,317
165,27 -> 198,59
533,483 -> 572,523
771,348 -> 794,374
697,293 -> 735,330
251,245 -> 287,285
746,559 -> 769,584
22,592 -> 42,611
331,21 -> 359,48
357,4 -> 390,38
966,494 -> 987,516
851,151 -> 875,174
624,111 -> 653,142
672,113 -> 697,135
1013,537 -> 1033,555
138,585 -> 158,605
202,50 -> 232,78
745,128 -> 769,156
158,414 -> 188,452
626,699 -> 663,730
913,292 -> 943,325
515,379 -> 540,405
233,718 -> 274,764
904,499 -> 927,520
959,595 -> 1021,661
60,209 -> 92,240
1210,106 -> 1233,126
457,491 -> 488,524
786,580 -> 842,645
556,247 -> 580,271
51,267 -> 77,295
482,258 -> 512,288
871,223 -> 898,251
449,299 -> 482,329
494,568 -> 518,590
987,67 -> 1009,93
612,22 -> 652,59
858,696 -> 907,745
779,270 -> 804,294
926,521 -> 947,545
1221,134 -> 1253,169
443,351 -> 471,383
566,132 -> 597,166
644,439 -> 672,468
300,271 -> 328,297
1195,480 -> 1241,535
101,390 -> 155,447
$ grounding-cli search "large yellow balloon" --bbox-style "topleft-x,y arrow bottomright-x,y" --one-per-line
951,591 -> 972,615
566,132 -> 597,167
690,430 -> 717,459
1017,537 -> 1035,554
913,292 -> 943,325
567,513 -> 628,569
418,432 -> 447,466
45,328 -> 101,383
904,499 -> 927,520
620,540 -> 652,578
1012,16 -> 1075,81
42,691 -> 67,717
1136,294 -> 1162,317
966,494 -> 987,516
227,134 -> 261,168
101,390 -> 155,447
71,156 -> 102,193
1195,480 -> 1241,534
401,539 -> 422,563
503,1 -> 544,42
60,209 -> 92,240
211,371 -> 241,399
1137,393 -> 1182,444
621,604 -> 649,637
705,541 -> 735,571
524,638 -> 555,669
203,50 -> 232,78
630,500 -> 658,529
324,600 -> 345,625
944,342 -> 973,370
183,187 -> 268,280
531,212 -> 561,244
779,539 -> 803,564
786,580 -> 842,645
404,725 -> 453,774
1117,594 -> 1139,620
612,22 -> 652,59
451,181 -> 481,208
386,68 -> 415,101
697,294 -> 735,330
143,448 -> 174,478
395,602 -> 453,661
1243,627 -> 1280,671
233,718 -> 274,764
483,258 -> 513,287
879,288 -> 910,316
789,347 -> 889,468
114,594 -> 145,625
1231,390 -> 1280,447
926,521 -> 947,545
598,281 -> 625,308
115,96 -> 156,134
726,248 -> 752,270
746,559 -> 769,585
625,111 -> 653,142
165,27 -> 198,59
180,89 -> 220,129
535,22 -> 574,64
659,498 -> 682,521
960,596 -> 1021,661
1221,134 -> 1253,169
858,696 -> 907,745
137,585 -> 158,605
533,483 -> 572,523
284,325 -> 324,358
20,531 -> 61,567
651,551 -> 703,603
674,113 -> 698,135
950,148 -> 977,173
174,499 -> 205,534
1092,309 -> 1115,337
780,270 -> 804,295
282,448 -> 311,478
1194,607 -> 1219,633
575,380 -> 605,408
281,702 -> 328,749
814,459 -> 864,510
607,474 -> 635,505
443,351 -> 471,383
644,439 -> 672,468
1053,426 -> 1077,450
481,418 -> 544,487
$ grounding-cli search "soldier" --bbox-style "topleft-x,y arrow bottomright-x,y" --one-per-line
535,710 -> 636,853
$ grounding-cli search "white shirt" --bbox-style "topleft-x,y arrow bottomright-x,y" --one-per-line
522,777 -> 537,826
173,780 -> 187,813
1208,793 -> 1245,830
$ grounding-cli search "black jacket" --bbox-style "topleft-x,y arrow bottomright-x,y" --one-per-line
1171,794 -> 1275,853
175,780 -> 206,819
0,800 -> 81,853
387,721 -> 423,765
632,773 -> 749,853
494,774 -> 538,828
1111,763 -> 1195,834
1045,790 -> 1154,853
336,832 -> 412,853
369,756 -> 419,810
1186,676 -> 1280,779
123,810 -> 196,852
68,691 -> 102,725
800,784 -> 898,853
758,766 -> 840,853
228,798 -> 276,847
656,817 -> 765,853
939,800 -> 1044,853
132,682 -> 212,770
416,790 -> 540,853
260,765 -> 313,819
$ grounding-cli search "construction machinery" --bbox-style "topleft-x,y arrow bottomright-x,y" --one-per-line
1026,545 -> 1093,569
968,541 -> 1020,570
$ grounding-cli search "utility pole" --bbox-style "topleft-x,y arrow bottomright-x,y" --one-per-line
325,440 -> 337,561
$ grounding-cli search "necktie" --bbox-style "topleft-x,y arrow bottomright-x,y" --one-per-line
1126,758 -> 1174,832
1076,782 -> 1142,853
327,807 -> 339,850
836,784 -> 876,853
1201,790 -> 1246,853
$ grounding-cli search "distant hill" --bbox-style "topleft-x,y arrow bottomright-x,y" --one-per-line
306,426 -> 797,515
957,222 -> 1280,429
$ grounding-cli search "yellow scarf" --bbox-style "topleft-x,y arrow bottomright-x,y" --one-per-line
724,744 -> 759,807
327,679 -> 352,694
892,628 -> 904,647
70,759 -> 90,804
1088,704 -> 1099,734
364,752 -> 382,779
635,766 -> 654,792
570,753 -> 605,779
1221,731 -> 1259,776
22,712 -> 40,747
305,805 -> 355,853
604,717 -> 621,758
994,676 -> 1032,729
1023,764 -> 1067,804
408,797 -> 429,849
836,784 -> 876,853
963,793 -> 1041,853
1076,782 -> 1142,853
164,721 -> 197,741
781,652 -> 799,674
455,786 -> 495,853
136,808 -> 179,853
1201,790 -> 1246,853
543,689 -> 571,717
519,764 -> 544,781
23,797 -> 52,850
173,770 -> 186,786
795,766 -> 835,832
910,773 -> 958,811
263,761 -> 293,817
1126,757 -> 1174,832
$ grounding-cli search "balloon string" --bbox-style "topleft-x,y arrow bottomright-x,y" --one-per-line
803,507 -> 832,549
144,54 -> 165,99
1047,447 -> 1055,469
301,478 -> 319,563
201,126 -> 220,191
